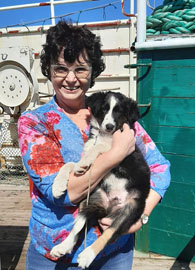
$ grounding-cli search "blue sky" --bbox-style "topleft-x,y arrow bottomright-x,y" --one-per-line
0,0 -> 164,29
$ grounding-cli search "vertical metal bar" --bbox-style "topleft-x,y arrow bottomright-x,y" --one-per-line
129,16 -> 137,100
130,0 -> 134,14
50,0 -> 55,25
137,0 -> 146,44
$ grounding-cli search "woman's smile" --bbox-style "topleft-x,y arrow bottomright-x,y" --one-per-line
63,86 -> 80,91
61,85 -> 81,92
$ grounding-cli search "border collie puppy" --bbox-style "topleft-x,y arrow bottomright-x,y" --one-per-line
51,91 -> 150,269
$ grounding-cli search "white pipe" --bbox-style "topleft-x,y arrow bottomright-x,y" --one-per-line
137,0 -> 146,44
130,0 -> 134,14
51,0 -> 95,5
97,74 -> 130,78
0,3 -> 47,11
129,16 -> 137,100
135,37 -> 195,51
50,0 -> 55,25
0,0 -> 94,11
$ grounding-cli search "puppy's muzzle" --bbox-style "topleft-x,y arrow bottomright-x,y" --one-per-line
105,124 -> 115,132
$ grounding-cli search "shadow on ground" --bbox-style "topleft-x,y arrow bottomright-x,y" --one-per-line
0,226 -> 29,270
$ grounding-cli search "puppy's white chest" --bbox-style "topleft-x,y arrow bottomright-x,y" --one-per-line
84,133 -> 112,153
104,173 -> 128,207
96,134 -> 112,147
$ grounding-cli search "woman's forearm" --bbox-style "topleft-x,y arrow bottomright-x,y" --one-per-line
127,189 -> 161,234
67,149 -> 119,204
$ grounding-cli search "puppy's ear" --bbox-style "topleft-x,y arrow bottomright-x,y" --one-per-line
86,92 -> 107,115
126,98 -> 140,127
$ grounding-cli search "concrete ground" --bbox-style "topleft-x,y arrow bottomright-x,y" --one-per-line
133,251 -> 195,270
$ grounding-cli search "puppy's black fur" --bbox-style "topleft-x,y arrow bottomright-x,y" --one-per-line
79,91 -> 150,241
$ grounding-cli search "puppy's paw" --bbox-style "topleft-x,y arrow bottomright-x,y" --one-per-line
52,162 -> 75,199
73,163 -> 90,175
50,242 -> 73,258
73,159 -> 92,175
52,184 -> 66,199
77,246 -> 95,269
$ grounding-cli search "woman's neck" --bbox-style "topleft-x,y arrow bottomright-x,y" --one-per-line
64,109 -> 91,131
56,96 -> 86,113
56,99 -> 90,130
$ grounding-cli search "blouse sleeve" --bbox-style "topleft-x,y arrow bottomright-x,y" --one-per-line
18,113 -> 75,207
134,122 -> 171,198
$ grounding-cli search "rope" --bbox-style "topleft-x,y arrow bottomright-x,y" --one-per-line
84,165 -> 93,249
146,0 -> 195,35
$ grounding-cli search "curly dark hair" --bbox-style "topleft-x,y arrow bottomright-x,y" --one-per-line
40,20 -> 105,88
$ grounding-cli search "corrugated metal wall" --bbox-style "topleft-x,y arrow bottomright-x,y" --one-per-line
136,47 -> 195,262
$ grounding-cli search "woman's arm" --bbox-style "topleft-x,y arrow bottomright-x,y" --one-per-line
99,189 -> 161,232
126,189 -> 161,233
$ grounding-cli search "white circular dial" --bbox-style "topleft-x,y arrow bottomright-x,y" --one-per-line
0,64 -> 30,107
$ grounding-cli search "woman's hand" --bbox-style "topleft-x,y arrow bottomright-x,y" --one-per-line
98,217 -> 112,231
98,217 -> 142,234
109,123 -> 136,164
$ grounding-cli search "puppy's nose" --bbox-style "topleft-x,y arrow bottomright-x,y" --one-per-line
106,124 -> 114,132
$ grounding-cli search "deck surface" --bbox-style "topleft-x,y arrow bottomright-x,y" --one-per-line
0,184 -> 194,270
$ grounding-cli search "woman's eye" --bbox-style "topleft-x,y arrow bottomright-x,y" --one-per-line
76,68 -> 83,73
56,67 -> 68,73
75,67 -> 87,73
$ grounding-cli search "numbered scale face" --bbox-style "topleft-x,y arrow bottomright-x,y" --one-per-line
0,64 -> 30,107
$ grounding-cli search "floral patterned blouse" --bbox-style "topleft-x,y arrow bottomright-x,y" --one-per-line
18,96 -> 171,263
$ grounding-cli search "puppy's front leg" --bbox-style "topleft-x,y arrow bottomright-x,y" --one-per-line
52,162 -> 75,199
74,144 -> 111,174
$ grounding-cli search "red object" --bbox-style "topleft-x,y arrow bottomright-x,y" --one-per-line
28,176 -> 34,198
39,3 -> 50,6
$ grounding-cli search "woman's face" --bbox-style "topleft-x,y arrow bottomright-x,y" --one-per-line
51,50 -> 92,110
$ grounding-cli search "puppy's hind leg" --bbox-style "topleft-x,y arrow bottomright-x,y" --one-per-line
50,213 -> 87,258
77,227 -> 116,269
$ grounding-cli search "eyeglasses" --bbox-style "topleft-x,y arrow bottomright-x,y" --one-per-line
51,64 -> 91,79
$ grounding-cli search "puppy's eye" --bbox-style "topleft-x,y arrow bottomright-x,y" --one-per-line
113,105 -> 120,112
102,104 -> 109,113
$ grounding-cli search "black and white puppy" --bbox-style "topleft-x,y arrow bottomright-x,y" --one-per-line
51,91 -> 150,269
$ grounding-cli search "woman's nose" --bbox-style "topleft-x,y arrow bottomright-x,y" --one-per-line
65,70 -> 77,82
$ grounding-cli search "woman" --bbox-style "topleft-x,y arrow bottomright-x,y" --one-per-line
18,20 -> 171,270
